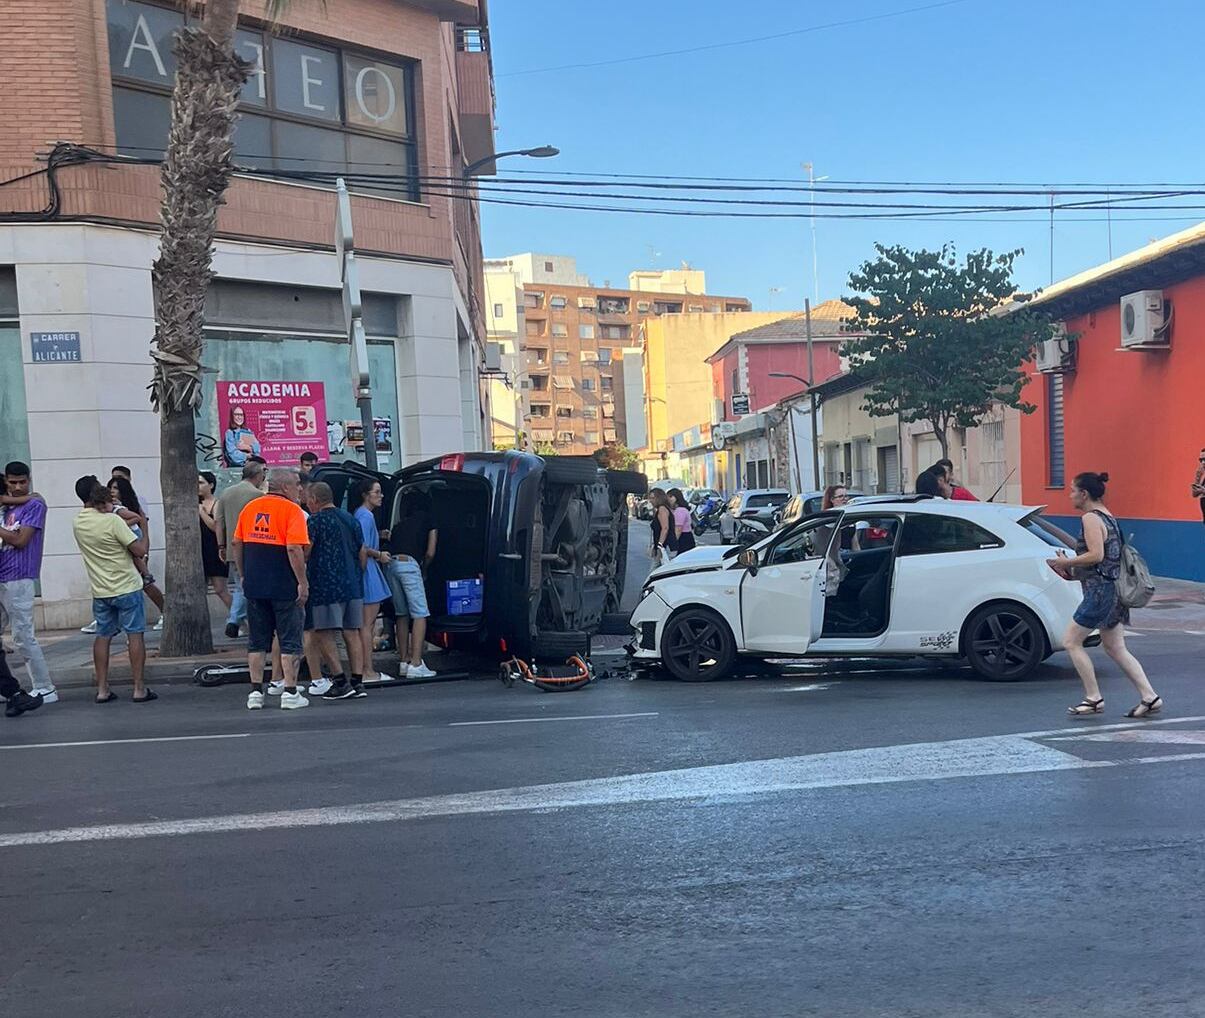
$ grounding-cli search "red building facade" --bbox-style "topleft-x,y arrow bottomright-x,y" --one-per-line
1021,224 -> 1205,580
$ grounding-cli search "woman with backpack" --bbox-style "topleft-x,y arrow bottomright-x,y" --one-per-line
1048,471 -> 1162,719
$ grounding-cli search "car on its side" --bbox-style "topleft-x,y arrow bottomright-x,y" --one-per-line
717,488 -> 791,544
629,497 -> 1097,682
313,452 -> 645,661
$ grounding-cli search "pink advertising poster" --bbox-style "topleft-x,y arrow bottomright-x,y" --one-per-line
217,380 -> 327,467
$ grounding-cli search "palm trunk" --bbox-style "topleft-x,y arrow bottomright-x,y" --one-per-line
150,0 -> 248,657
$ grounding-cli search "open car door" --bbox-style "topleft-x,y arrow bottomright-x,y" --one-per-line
739,513 -> 840,655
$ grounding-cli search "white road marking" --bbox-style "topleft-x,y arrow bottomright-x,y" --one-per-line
4,719 -> 1205,848
449,712 -> 659,727
1049,728 -> 1205,746
0,733 -> 253,752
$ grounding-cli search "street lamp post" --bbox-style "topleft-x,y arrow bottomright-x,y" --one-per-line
463,145 -> 559,179
802,163 -> 829,304
769,301 -> 821,490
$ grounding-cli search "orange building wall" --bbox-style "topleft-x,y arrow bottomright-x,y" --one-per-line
1020,273 -> 1205,524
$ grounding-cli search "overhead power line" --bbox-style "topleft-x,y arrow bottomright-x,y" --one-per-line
497,0 -> 977,78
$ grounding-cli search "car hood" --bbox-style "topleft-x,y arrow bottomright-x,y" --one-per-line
649,545 -> 735,580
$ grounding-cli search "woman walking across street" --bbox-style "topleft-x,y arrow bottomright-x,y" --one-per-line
354,479 -> 396,684
668,488 -> 696,555
1048,471 -> 1162,719
649,489 -> 675,567
198,472 -> 232,611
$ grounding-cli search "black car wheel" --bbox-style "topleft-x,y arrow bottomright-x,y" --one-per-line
533,630 -> 591,660
606,469 -> 647,495
963,603 -> 1045,681
542,456 -> 602,485
661,608 -> 736,682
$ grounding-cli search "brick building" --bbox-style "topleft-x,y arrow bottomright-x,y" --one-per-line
0,0 -> 495,626
485,254 -> 750,455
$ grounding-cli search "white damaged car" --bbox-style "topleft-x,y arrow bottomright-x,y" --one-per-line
628,497 -> 1097,682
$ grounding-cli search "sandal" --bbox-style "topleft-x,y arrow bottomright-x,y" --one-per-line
1125,695 -> 1162,719
132,689 -> 158,703
1067,697 -> 1104,716
95,691 -> 118,703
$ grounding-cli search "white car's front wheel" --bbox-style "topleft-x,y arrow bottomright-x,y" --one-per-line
661,608 -> 736,682
963,603 -> 1046,682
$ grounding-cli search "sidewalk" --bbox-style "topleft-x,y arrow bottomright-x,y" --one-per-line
11,601 -> 433,691
10,576 -> 1203,691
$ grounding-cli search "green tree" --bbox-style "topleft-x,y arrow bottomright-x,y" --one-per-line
150,1 -> 294,656
594,444 -> 640,470
841,244 -> 1050,460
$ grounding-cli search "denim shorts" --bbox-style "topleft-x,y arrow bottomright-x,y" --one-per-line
93,590 -> 146,637
247,597 -> 304,656
385,558 -> 430,619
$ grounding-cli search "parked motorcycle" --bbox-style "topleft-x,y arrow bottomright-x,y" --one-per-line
692,495 -> 725,534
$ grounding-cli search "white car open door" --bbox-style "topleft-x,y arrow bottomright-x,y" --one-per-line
739,515 -> 839,655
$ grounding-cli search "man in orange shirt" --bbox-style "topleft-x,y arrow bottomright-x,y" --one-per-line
234,468 -> 311,710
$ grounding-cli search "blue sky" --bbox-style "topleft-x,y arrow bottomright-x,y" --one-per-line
483,0 -> 1205,308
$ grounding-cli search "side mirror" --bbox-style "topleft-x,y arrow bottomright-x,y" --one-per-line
737,548 -> 759,574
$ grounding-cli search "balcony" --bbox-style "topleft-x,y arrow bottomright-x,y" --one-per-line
457,47 -> 495,174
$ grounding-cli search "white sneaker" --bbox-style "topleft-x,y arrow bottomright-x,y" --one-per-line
30,688 -> 58,704
307,677 -> 332,696
153,617 -> 164,631
280,690 -> 309,710
80,620 -> 98,634
267,680 -> 285,696
247,690 -> 264,710
406,662 -> 436,679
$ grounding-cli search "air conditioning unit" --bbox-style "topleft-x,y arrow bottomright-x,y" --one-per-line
1120,290 -> 1170,349
1035,324 -> 1075,373
577,296 -> 597,309
636,300 -> 651,312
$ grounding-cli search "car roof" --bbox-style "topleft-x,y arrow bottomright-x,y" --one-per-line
843,498 -> 1040,522
739,488 -> 789,498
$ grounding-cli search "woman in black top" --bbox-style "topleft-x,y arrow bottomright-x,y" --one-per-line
649,489 -> 675,565
1048,471 -> 1161,719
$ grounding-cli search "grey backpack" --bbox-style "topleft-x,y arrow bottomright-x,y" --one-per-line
1115,527 -> 1155,609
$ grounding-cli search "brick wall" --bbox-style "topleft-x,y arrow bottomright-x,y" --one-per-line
0,0 -> 487,272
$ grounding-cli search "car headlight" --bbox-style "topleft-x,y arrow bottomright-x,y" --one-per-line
639,583 -> 655,602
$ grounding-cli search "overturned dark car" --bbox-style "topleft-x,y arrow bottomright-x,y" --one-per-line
312,452 -> 646,660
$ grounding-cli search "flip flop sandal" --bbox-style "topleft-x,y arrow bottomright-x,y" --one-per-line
132,689 -> 158,703
96,692 -> 118,703
1125,696 -> 1162,719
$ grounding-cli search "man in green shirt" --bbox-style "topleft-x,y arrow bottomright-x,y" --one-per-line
71,475 -> 153,703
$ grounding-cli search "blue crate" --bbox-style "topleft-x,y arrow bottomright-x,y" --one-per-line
447,577 -> 483,615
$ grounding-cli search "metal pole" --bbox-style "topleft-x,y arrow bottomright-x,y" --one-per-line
1049,190 -> 1055,284
808,164 -> 820,304
358,389 -> 378,471
805,298 -> 820,488
789,404 -> 804,491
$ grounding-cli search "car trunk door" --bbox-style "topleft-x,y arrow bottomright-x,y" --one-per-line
739,515 -> 839,654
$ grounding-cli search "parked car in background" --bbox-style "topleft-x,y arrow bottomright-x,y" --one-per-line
313,453 -> 646,661
631,497 -> 1097,683
717,489 -> 791,544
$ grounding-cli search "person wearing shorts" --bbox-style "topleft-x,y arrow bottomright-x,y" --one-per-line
386,490 -> 437,679
303,481 -> 366,701
234,469 -> 311,711
71,476 -> 154,703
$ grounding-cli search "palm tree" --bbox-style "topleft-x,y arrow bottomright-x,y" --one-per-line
149,1 -> 288,656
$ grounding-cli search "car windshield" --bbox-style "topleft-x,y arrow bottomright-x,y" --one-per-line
746,493 -> 784,508
1020,511 -> 1076,549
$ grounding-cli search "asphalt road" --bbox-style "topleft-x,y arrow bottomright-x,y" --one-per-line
4,590 -> 1204,1018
